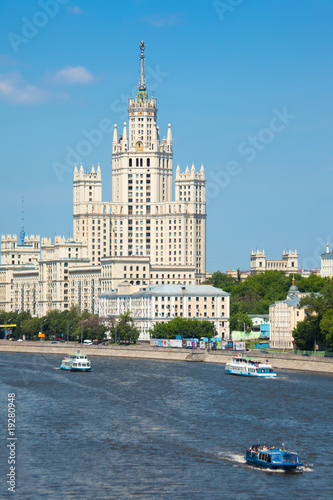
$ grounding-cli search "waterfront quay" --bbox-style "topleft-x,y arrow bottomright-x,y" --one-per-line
1,340 -> 332,374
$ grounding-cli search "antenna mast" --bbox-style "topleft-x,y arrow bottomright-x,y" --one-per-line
20,196 -> 25,245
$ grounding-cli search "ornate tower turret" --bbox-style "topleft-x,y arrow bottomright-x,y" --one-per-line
111,41 -> 173,206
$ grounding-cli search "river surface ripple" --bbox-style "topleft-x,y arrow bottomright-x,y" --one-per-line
0,352 -> 332,499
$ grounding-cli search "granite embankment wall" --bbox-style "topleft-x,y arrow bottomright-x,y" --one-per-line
1,342 -> 333,374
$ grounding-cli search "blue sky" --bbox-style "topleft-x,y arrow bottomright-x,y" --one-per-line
1,0 -> 333,272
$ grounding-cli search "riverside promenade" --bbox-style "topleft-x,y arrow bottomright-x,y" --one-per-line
1,340 -> 333,374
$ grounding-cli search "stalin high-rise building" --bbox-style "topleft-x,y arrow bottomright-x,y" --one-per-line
0,42 -> 220,333
73,41 -> 206,291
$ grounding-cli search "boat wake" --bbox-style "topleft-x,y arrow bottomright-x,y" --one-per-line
301,466 -> 314,472
218,452 -> 246,466
248,464 -> 310,474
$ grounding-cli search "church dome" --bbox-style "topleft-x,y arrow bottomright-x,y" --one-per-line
288,276 -> 299,294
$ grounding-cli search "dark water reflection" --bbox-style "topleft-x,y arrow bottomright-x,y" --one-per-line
0,352 -> 332,499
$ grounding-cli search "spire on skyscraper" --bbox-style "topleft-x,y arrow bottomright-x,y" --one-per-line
137,41 -> 148,102
138,40 -> 146,91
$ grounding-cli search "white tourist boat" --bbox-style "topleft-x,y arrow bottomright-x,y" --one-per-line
60,351 -> 92,372
225,355 -> 277,377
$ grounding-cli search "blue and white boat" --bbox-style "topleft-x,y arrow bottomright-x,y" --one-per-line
225,355 -> 277,377
60,351 -> 92,371
245,444 -> 303,471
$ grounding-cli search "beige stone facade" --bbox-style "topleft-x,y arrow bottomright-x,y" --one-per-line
73,45 -> 206,284
38,236 -> 90,316
0,43 -> 208,317
269,283 -> 307,349
251,249 -> 298,275
0,235 -> 40,314
1,234 -> 40,266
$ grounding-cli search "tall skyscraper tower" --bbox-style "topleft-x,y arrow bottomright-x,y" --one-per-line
74,42 -> 206,285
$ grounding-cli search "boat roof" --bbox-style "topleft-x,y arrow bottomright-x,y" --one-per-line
249,445 -> 298,454
233,356 -> 271,363
64,353 -> 88,358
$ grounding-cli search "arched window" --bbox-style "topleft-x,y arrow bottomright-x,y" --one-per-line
140,158 -> 143,166
147,158 -> 150,167
129,158 -> 132,167
136,158 -> 139,167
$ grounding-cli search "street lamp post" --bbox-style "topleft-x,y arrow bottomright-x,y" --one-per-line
81,318 -> 88,345
314,331 -> 317,356
40,319 -> 45,341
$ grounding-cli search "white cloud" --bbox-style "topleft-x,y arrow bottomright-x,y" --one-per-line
67,6 -> 84,14
53,65 -> 95,84
0,72 -> 68,105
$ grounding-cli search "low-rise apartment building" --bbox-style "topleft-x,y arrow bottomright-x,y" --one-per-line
99,283 -> 230,341
269,280 -> 307,349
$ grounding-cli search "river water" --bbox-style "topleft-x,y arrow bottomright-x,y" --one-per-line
0,352 -> 332,499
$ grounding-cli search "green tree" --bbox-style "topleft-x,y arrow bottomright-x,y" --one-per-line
295,280 -> 333,348
208,271 -> 236,292
45,310 -> 68,339
292,316 -> 322,350
77,314 -> 107,342
14,311 -> 32,338
295,274 -> 328,293
320,310 -> 333,347
149,317 -> 217,339
229,312 -> 253,333
20,317 -> 41,339
111,312 -> 139,344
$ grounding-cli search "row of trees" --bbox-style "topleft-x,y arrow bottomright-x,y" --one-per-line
0,308 -> 141,344
209,270 -> 327,315
149,317 -> 217,339
208,270 -> 333,349
0,307 -> 107,342
1,310 -> 219,344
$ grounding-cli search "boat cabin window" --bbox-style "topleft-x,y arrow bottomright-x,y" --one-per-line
259,453 -> 271,462
271,454 -> 281,463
